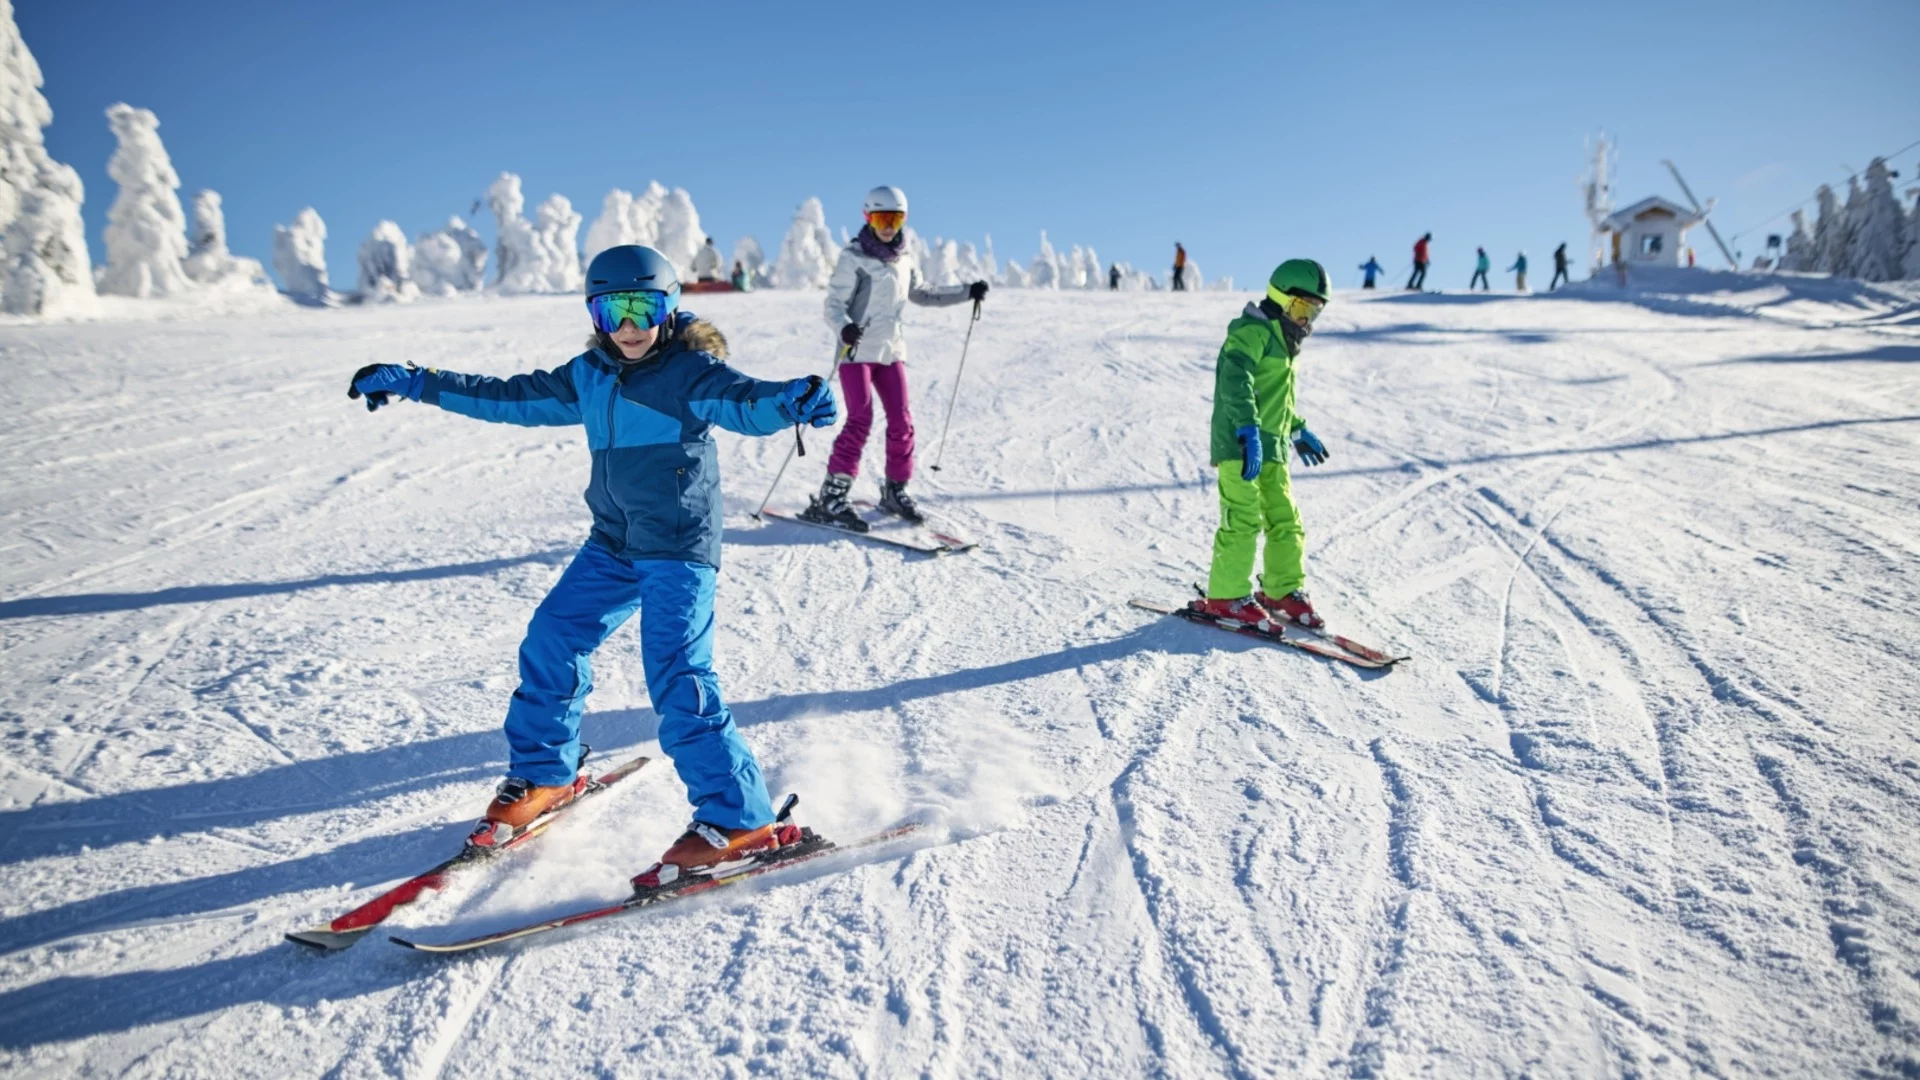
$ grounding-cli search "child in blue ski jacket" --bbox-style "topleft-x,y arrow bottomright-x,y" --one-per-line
347,245 -> 837,888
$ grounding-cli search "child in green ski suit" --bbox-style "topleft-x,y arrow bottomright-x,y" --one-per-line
1192,259 -> 1333,630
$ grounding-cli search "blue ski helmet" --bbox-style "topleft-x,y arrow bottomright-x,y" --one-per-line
585,244 -> 680,299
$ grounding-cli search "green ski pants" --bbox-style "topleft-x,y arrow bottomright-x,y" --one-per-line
1206,461 -> 1306,600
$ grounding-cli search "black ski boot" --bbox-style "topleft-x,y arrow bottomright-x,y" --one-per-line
877,479 -> 925,524
800,472 -> 869,533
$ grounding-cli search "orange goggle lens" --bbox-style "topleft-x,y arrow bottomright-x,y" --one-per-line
1280,293 -> 1325,327
865,210 -> 906,230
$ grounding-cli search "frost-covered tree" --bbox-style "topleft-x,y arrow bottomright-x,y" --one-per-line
979,235 -> 999,283
1080,246 -> 1103,290
923,237 -> 957,286
583,183 -> 665,262
272,206 -> 329,303
1835,175 -> 1867,277
1842,158 -> 1906,282
1810,184 -> 1844,273
1183,258 -> 1205,290
1905,193 -> 1920,280
1029,231 -> 1060,288
0,0 -> 93,315
1778,209 -> 1814,272
772,197 -> 836,289
533,193 -> 583,292
181,190 -> 271,290
954,241 -> 981,285
1062,244 -> 1087,288
412,215 -> 486,295
654,188 -> 703,279
1002,259 -> 1030,287
355,220 -> 418,303
729,235 -> 766,284
99,103 -> 192,298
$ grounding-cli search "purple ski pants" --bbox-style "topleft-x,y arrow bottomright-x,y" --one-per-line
827,361 -> 914,482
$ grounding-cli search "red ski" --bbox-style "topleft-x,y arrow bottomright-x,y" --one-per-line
285,753 -> 651,950
1131,598 -> 1407,669
391,807 -> 926,954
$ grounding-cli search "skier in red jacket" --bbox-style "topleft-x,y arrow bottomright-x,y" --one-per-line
1407,233 -> 1431,290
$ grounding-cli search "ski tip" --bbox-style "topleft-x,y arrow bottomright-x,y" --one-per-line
286,927 -> 370,951
775,792 -> 800,822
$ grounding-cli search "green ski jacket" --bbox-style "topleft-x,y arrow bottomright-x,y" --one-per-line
1210,302 -> 1306,466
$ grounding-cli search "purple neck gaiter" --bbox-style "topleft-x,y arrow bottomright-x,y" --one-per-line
856,225 -> 903,263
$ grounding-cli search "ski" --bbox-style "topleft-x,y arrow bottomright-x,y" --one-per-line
1188,582 -> 1407,666
390,820 -> 928,954
759,505 -> 975,555
1131,598 -> 1405,669
285,752 -> 651,951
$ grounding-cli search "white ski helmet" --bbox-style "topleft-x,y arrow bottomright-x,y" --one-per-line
863,185 -> 908,215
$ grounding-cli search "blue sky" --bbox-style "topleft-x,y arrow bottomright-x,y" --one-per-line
22,0 -> 1920,291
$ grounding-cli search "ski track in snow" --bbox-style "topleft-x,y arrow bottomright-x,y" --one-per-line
1,281 -> 1918,1077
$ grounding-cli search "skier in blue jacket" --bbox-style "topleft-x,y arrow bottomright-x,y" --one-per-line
1358,256 -> 1385,289
347,245 -> 836,889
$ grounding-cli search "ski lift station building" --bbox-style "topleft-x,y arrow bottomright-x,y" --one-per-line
1599,196 -> 1706,267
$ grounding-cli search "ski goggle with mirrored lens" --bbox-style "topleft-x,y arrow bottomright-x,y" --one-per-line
586,288 -> 678,334
865,210 -> 906,230
1268,288 -> 1325,329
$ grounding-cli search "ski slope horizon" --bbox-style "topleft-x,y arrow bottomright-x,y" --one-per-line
2,273 -> 1918,1076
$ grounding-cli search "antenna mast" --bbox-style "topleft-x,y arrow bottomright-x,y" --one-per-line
1583,132 -> 1615,271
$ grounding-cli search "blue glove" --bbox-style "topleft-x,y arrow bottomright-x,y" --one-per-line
1293,427 -> 1329,467
775,375 -> 837,428
348,363 -> 425,412
1236,424 -> 1263,481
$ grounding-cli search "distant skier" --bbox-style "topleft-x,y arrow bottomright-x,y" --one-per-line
345,245 -> 837,889
1188,258 -> 1332,630
1172,242 -> 1188,291
730,260 -> 750,292
1549,243 -> 1570,290
1110,263 -> 1121,290
1469,247 -> 1490,291
804,185 -> 987,530
691,237 -> 722,283
1406,233 -> 1430,290
1359,256 -> 1385,289
1508,251 -> 1528,291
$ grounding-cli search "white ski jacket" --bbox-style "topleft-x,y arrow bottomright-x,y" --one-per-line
823,237 -> 972,366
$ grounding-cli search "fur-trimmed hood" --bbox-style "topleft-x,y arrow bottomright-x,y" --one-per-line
586,314 -> 728,361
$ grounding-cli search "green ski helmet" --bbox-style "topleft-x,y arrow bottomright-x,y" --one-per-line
1265,259 -> 1330,330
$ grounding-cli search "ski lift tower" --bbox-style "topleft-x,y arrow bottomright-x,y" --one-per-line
1582,132 -> 1616,272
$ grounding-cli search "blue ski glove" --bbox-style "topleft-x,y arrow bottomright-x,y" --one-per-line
348,363 -> 425,412
1236,424 -> 1263,481
1293,427 -> 1329,467
775,375 -> 837,428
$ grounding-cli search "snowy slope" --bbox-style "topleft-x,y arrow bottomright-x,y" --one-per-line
1,280 -> 1917,1077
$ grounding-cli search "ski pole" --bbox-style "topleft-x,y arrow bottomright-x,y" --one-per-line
754,343 -> 850,520
929,298 -> 983,473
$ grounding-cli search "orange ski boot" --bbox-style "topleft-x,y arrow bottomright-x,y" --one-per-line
1185,595 -> 1274,629
1256,589 -> 1325,629
631,820 -> 803,890
467,774 -> 589,849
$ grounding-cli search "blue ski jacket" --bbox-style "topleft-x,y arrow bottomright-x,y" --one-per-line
418,312 -> 792,567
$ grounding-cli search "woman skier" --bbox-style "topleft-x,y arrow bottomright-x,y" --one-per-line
1508,250 -> 1529,291
804,185 -> 987,529
346,245 -> 838,889
1188,258 -> 1333,630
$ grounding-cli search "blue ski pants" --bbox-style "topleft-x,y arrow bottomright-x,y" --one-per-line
503,542 -> 774,830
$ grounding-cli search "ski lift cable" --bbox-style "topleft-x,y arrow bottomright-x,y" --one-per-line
1724,134 -> 1920,241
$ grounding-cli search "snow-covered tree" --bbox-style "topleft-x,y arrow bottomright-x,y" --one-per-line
772,197 -> 836,289
533,193 -> 583,292
730,235 -> 766,284
272,206 -> 329,303
655,188 -> 703,279
1905,193 -> 1920,280
1842,158 -> 1906,282
1811,184 -> 1844,273
1835,175 -> 1867,277
1778,209 -> 1814,272
923,237 -> 957,286
412,215 -> 486,295
583,183 -> 665,263
355,220 -> 418,303
181,190 -> 271,291
0,0 -> 93,315
1002,259 -> 1030,287
1029,231 -> 1060,288
979,235 -> 999,283
99,103 -> 192,298
954,241 -> 982,285
1080,246 -> 1103,290
1061,244 -> 1087,288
